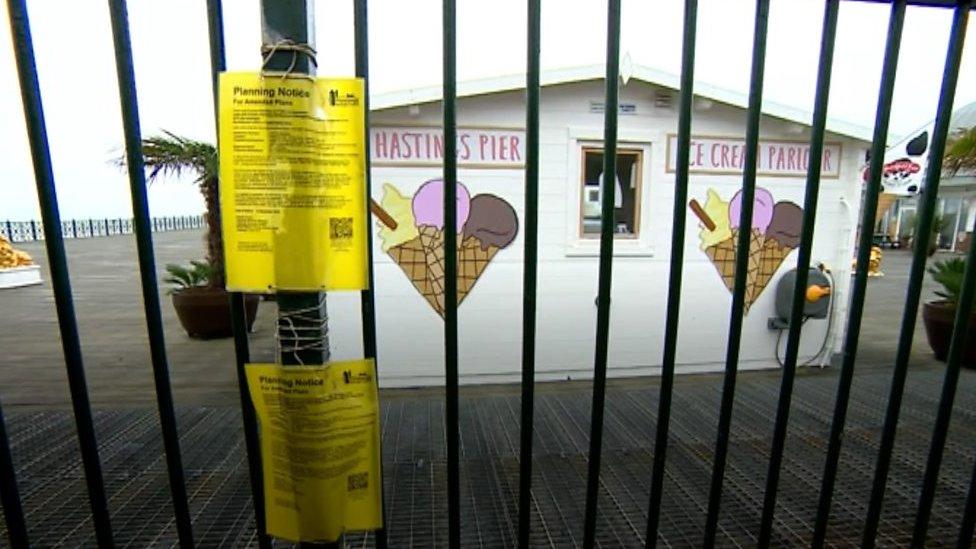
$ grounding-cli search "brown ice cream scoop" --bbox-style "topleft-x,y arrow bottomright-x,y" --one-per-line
767,201 -> 803,248
462,194 -> 519,250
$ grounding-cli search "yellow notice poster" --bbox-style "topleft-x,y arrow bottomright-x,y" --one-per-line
219,72 -> 367,292
247,360 -> 383,543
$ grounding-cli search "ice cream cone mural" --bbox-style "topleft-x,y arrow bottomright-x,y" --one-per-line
373,179 -> 518,317
690,187 -> 802,313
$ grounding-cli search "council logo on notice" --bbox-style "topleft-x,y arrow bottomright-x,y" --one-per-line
328,89 -> 360,107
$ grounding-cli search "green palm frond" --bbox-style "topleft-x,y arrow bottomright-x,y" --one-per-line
163,261 -> 212,293
116,130 -> 217,185
928,257 -> 968,305
944,126 -> 976,176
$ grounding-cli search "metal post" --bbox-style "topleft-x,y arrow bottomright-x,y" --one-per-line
810,3 -> 905,544
0,396 -> 29,548
352,3 -> 389,547
862,3 -> 970,546
645,2 -> 696,546
4,220 -> 13,241
106,1 -> 195,545
6,0 -> 114,543
29,220 -> 36,241
260,2 -> 335,547
703,1 -> 768,545
442,1 -> 461,546
205,3 -> 270,546
518,0 -> 541,546
582,1 -> 621,546
757,2 -> 838,547
71,219 -> 77,239
913,215 -> 976,545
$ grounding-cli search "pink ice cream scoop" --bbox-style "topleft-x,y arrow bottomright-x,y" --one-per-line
412,178 -> 471,232
729,187 -> 775,233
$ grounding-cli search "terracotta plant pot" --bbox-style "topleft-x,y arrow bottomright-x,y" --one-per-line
922,300 -> 976,367
171,287 -> 259,339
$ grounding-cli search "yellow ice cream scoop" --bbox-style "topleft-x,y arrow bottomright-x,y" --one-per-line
376,183 -> 419,251
691,189 -> 733,249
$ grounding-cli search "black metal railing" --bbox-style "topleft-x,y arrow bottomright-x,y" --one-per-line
3,0 -> 976,547
0,215 -> 205,243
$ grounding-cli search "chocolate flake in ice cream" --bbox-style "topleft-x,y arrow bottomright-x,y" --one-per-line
462,194 -> 519,250
766,201 -> 803,249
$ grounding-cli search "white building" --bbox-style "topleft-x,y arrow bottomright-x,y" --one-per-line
329,64 -> 873,387
875,100 -> 976,253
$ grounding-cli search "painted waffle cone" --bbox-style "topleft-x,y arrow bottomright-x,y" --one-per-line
458,236 -> 499,305
418,225 -> 449,314
705,233 -> 738,293
751,238 -> 793,307
705,229 -> 766,312
387,235 -> 443,315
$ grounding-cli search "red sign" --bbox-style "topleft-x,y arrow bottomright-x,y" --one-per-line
862,158 -> 921,182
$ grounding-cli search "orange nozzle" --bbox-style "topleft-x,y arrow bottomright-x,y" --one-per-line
806,285 -> 831,303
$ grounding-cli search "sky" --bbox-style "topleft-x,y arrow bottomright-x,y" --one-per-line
2,0 -> 976,221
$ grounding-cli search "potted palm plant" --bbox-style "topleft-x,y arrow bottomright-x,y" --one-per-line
126,132 -> 258,338
921,126 -> 976,363
922,257 -> 976,366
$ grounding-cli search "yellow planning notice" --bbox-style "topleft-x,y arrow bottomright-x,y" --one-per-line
219,72 -> 367,292
247,361 -> 383,543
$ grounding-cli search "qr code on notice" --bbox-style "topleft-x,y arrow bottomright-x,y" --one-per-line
330,217 -> 354,240
347,472 -> 369,491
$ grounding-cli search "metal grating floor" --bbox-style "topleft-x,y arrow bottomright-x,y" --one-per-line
2,363 -> 976,547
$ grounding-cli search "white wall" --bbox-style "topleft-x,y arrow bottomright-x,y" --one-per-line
325,79 -> 867,386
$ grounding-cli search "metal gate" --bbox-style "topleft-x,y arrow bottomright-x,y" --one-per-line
3,0 -> 976,547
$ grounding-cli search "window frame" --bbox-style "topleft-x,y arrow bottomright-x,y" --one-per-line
577,146 -> 644,240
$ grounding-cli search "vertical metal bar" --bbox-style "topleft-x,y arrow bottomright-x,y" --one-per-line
106,1 -> 195,545
644,2 -> 696,546
233,294 -> 271,548
518,0 -> 541,546
5,0 -> 115,544
757,2 -> 838,547
811,3 -> 905,545
4,221 -> 12,241
88,219 -> 94,237
441,1 -> 461,546
518,0 -> 542,547
914,215 -> 976,545
205,1 -> 270,546
862,3 -> 970,546
29,220 -> 36,241
959,450 -> 976,547
0,397 -> 29,548
352,3 -> 389,548
582,1 -> 621,546
702,1 -> 768,545
71,219 -> 77,239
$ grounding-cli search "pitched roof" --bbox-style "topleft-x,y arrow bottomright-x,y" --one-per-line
372,62 -> 875,142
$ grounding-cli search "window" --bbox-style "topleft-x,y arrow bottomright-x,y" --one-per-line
580,147 -> 642,238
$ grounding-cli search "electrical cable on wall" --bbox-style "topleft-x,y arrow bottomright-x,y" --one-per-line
772,265 -> 835,368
